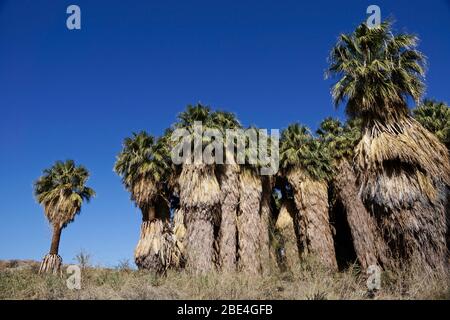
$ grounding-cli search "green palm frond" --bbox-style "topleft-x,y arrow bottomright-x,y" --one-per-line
114,131 -> 171,208
34,160 -> 95,228
413,99 -> 450,149
176,103 -> 214,129
211,110 -> 242,133
173,104 -> 244,165
327,20 -> 426,124
280,124 -> 332,181
317,117 -> 362,162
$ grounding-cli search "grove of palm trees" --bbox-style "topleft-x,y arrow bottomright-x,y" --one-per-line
30,20 -> 449,297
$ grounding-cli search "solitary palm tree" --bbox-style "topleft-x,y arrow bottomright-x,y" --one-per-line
114,131 -> 174,272
34,160 -> 95,274
174,104 -> 222,274
413,99 -> 450,150
327,21 -> 450,271
318,118 -> 390,270
279,124 -> 337,270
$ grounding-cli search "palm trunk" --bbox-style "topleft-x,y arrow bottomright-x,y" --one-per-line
237,169 -> 262,274
185,211 -> 216,273
172,208 -> 186,268
275,198 -> 299,271
355,119 -> 450,272
376,202 -> 447,272
135,219 -> 171,273
259,176 -> 275,274
49,225 -> 62,255
334,159 -> 391,270
179,164 -> 221,274
446,188 -> 450,255
288,170 -> 338,271
218,164 -> 240,272
135,198 -> 175,272
39,225 -> 63,274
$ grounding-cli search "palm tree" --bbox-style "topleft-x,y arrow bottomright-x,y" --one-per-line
34,160 -> 95,274
413,99 -> 450,150
114,131 -> 174,273
212,111 -> 242,272
279,124 -> 337,270
174,104 -> 222,274
318,118 -> 390,270
327,21 -> 450,271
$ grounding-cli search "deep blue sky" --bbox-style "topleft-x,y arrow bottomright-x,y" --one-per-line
1,0 -> 449,267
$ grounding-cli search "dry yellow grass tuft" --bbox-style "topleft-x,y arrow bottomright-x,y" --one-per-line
1,259 -> 448,300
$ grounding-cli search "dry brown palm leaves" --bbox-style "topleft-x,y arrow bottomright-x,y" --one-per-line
355,117 -> 450,271
172,208 -> 186,268
135,220 -> 181,273
237,168 -> 263,274
287,170 -> 338,271
217,163 -> 240,272
334,159 -> 392,270
259,175 -> 276,274
275,198 -> 300,272
179,163 -> 221,274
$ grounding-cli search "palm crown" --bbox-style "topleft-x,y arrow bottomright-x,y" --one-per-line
114,131 -> 171,208
413,99 -> 450,149
173,104 -> 243,164
280,124 -> 332,181
317,117 -> 361,162
34,160 -> 95,229
327,21 -> 426,124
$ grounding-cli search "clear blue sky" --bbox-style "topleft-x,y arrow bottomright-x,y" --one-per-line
1,0 -> 449,267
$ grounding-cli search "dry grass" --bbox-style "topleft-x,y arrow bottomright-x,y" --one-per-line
1,259 -> 448,300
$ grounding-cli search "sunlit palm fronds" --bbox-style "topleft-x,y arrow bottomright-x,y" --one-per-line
34,160 -> 95,229
280,124 -> 332,181
413,99 -> 450,149
114,131 -> 171,210
327,21 -> 426,124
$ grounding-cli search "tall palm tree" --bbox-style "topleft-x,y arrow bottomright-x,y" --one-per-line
34,160 -> 95,274
413,99 -> 450,150
114,131 -> 174,272
174,104 -> 222,274
318,118 -> 390,270
279,124 -> 337,270
327,21 -> 450,271
212,111 -> 242,272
